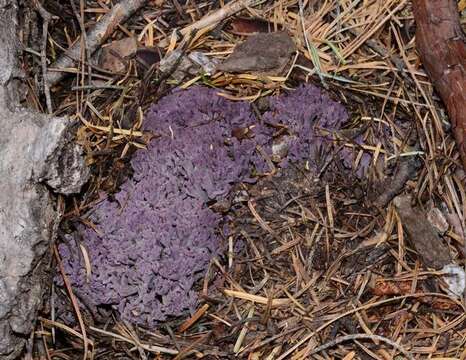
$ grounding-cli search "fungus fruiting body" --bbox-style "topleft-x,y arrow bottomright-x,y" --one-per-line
58,85 -> 348,326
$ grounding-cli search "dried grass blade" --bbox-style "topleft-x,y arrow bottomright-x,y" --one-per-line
224,289 -> 290,307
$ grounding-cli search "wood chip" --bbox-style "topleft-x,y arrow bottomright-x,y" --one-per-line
217,32 -> 296,74
393,195 -> 451,269
99,37 -> 138,73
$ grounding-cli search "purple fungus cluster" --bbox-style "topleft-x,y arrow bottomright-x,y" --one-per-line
58,85 -> 348,327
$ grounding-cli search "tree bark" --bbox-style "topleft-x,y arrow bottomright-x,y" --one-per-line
45,0 -> 148,87
412,0 -> 466,169
0,1 -> 89,358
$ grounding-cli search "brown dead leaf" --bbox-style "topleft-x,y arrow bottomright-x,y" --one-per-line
217,32 -> 296,75
135,47 -> 161,69
229,17 -> 273,35
99,37 -> 138,73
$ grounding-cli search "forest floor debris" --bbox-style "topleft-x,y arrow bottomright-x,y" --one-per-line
21,0 -> 466,358
216,31 -> 296,74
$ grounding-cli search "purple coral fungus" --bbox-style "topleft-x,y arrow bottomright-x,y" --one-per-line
58,84 -> 348,327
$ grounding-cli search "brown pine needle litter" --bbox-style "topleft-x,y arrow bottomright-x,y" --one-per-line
22,0 -> 466,358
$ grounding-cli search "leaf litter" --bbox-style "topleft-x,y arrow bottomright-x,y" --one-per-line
21,0 -> 466,358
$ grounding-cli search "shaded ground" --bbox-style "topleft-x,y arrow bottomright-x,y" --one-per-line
21,0 -> 466,358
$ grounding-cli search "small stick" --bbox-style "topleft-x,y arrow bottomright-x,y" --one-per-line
69,0 -> 90,115
158,0 -> 261,47
233,306 -> 255,353
178,304 -> 210,333
53,245 -> 90,360
46,0 -> 148,87
33,0 -> 57,113
223,289 -> 290,307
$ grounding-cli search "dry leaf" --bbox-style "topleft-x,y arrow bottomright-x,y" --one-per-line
135,47 -> 161,69
99,37 -> 138,73
229,17 -> 273,34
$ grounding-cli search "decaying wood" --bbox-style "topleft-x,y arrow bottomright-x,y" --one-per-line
393,195 -> 451,269
412,0 -> 466,169
0,1 -> 89,358
45,0 -> 148,87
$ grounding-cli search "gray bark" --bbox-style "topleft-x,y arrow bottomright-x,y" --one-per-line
0,1 -> 89,358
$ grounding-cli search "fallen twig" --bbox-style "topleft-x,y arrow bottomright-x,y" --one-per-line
33,0 -> 57,113
53,245 -> 90,360
158,0 -> 261,47
46,0 -> 148,87
223,289 -> 290,307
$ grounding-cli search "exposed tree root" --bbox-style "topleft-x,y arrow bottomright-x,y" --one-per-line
413,0 -> 466,169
